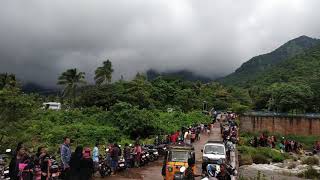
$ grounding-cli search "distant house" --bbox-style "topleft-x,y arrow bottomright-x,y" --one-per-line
42,102 -> 61,110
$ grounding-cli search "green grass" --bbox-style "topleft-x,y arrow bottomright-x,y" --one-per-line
238,145 -> 287,164
297,166 -> 320,179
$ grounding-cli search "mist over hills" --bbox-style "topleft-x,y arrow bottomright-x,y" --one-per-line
19,35 -> 320,94
146,69 -> 213,82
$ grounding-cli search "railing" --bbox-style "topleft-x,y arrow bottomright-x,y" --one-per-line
243,111 -> 320,118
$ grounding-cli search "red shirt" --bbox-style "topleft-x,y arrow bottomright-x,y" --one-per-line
171,134 -> 178,143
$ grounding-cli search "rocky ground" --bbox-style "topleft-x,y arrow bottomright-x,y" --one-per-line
239,155 -> 320,180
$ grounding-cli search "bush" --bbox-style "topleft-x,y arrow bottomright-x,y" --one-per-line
252,154 -> 270,164
258,147 -> 285,162
239,154 -> 253,166
238,146 -> 286,164
298,167 -> 320,179
302,156 -> 319,165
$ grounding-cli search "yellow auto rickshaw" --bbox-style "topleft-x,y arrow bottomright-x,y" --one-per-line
161,143 -> 195,180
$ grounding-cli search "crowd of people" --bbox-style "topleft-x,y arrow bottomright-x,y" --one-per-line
6,110 -> 244,180
250,133 -> 305,154
7,120 -> 216,180
162,123 -> 213,145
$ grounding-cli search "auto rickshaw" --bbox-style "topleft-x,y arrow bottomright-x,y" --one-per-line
161,143 -> 195,180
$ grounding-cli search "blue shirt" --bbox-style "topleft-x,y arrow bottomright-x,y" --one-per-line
61,144 -> 71,168
92,146 -> 99,162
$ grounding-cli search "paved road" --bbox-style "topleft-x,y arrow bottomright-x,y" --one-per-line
96,123 -> 224,180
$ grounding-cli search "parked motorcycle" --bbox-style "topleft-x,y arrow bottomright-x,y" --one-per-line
0,149 -> 11,180
117,156 -> 126,170
46,156 -> 61,180
98,155 -> 112,177
144,145 -> 159,162
139,150 -> 149,166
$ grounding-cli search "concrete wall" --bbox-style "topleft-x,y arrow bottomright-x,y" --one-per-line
240,115 -> 320,136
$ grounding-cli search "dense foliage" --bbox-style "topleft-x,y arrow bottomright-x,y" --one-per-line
77,75 -> 251,113
247,44 -> 320,112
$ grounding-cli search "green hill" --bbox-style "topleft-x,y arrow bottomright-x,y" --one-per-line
247,43 -> 320,112
219,35 -> 319,86
253,43 -> 320,86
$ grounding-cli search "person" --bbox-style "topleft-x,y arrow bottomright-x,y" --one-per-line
313,141 -> 320,154
216,164 -> 231,180
69,146 -> 83,180
195,127 -> 200,141
9,142 -> 30,180
252,136 -> 258,147
110,143 -> 120,174
170,132 -> 177,143
166,134 -> 171,144
92,142 -> 99,172
154,136 -> 160,146
279,141 -> 285,153
133,142 -> 142,167
80,147 -> 94,180
123,143 -> 131,168
36,146 -> 50,180
61,136 -> 72,179
184,158 -> 200,180
184,130 -> 191,145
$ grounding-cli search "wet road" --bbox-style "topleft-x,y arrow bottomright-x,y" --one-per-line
97,123 -> 223,180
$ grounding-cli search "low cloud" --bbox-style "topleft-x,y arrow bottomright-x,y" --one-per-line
0,0 -> 320,86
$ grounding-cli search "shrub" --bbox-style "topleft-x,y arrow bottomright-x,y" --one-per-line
302,156 -> 319,165
239,154 -> 253,166
298,167 -> 320,179
252,154 -> 270,164
238,146 -> 286,163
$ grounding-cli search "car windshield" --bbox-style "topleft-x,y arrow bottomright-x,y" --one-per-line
204,145 -> 225,155
168,150 -> 189,162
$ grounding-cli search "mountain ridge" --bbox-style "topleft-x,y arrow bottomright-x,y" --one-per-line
219,35 -> 320,86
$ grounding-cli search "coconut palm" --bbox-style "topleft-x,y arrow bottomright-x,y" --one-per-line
0,73 -> 17,89
94,59 -> 114,85
57,68 -> 86,107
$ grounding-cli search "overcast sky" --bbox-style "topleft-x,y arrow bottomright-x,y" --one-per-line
1,0 -> 320,86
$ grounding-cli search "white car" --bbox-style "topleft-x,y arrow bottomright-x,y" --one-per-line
202,141 -> 226,171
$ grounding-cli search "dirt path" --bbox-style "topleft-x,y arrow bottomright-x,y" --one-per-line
96,123 -> 223,180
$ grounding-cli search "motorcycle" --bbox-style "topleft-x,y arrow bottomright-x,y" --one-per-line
201,163 -> 237,180
139,150 -> 149,166
0,149 -> 11,180
144,145 -> 159,162
98,155 -> 112,177
156,144 -> 167,156
47,157 -> 61,180
117,156 -> 126,170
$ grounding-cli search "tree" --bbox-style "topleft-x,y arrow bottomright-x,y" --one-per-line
94,59 -> 114,85
57,68 -> 86,107
0,73 -> 17,89
268,83 -> 313,113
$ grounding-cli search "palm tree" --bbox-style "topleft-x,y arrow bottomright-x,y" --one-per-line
57,68 -> 86,107
0,73 -> 17,89
94,59 -> 114,85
